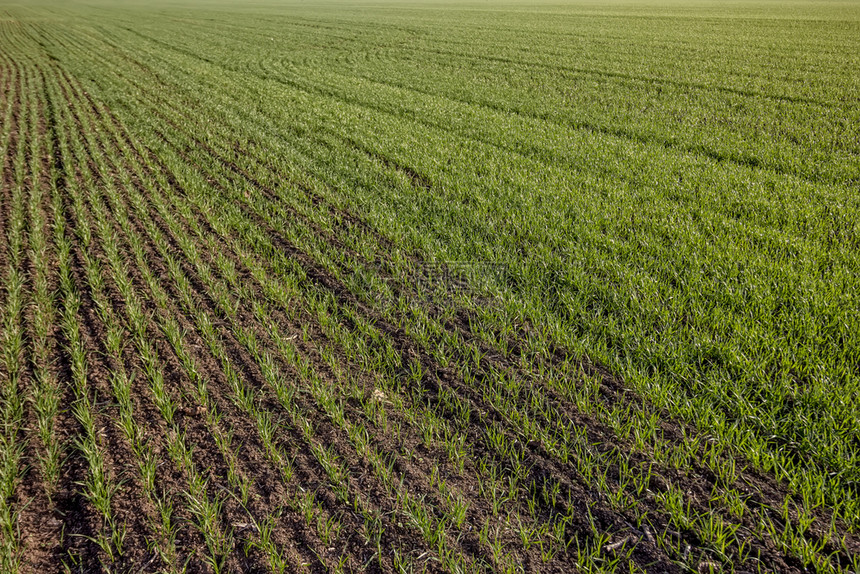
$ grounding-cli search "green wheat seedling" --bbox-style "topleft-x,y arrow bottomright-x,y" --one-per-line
0,63 -> 33,574
117,28 -> 856,560
68,132 -> 307,570
24,81 -> 64,501
127,109 -> 584,568
50,72 -> 245,571
94,129 -> 471,568
129,126 -> 740,568
3,4 -> 859,572
58,254 -> 124,566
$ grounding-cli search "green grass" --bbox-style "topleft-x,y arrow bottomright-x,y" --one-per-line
1,0 -> 858,571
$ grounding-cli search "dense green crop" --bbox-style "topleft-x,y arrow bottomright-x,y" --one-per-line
0,0 -> 858,572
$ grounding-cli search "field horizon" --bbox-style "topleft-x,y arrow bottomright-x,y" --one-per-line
0,0 -> 858,572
